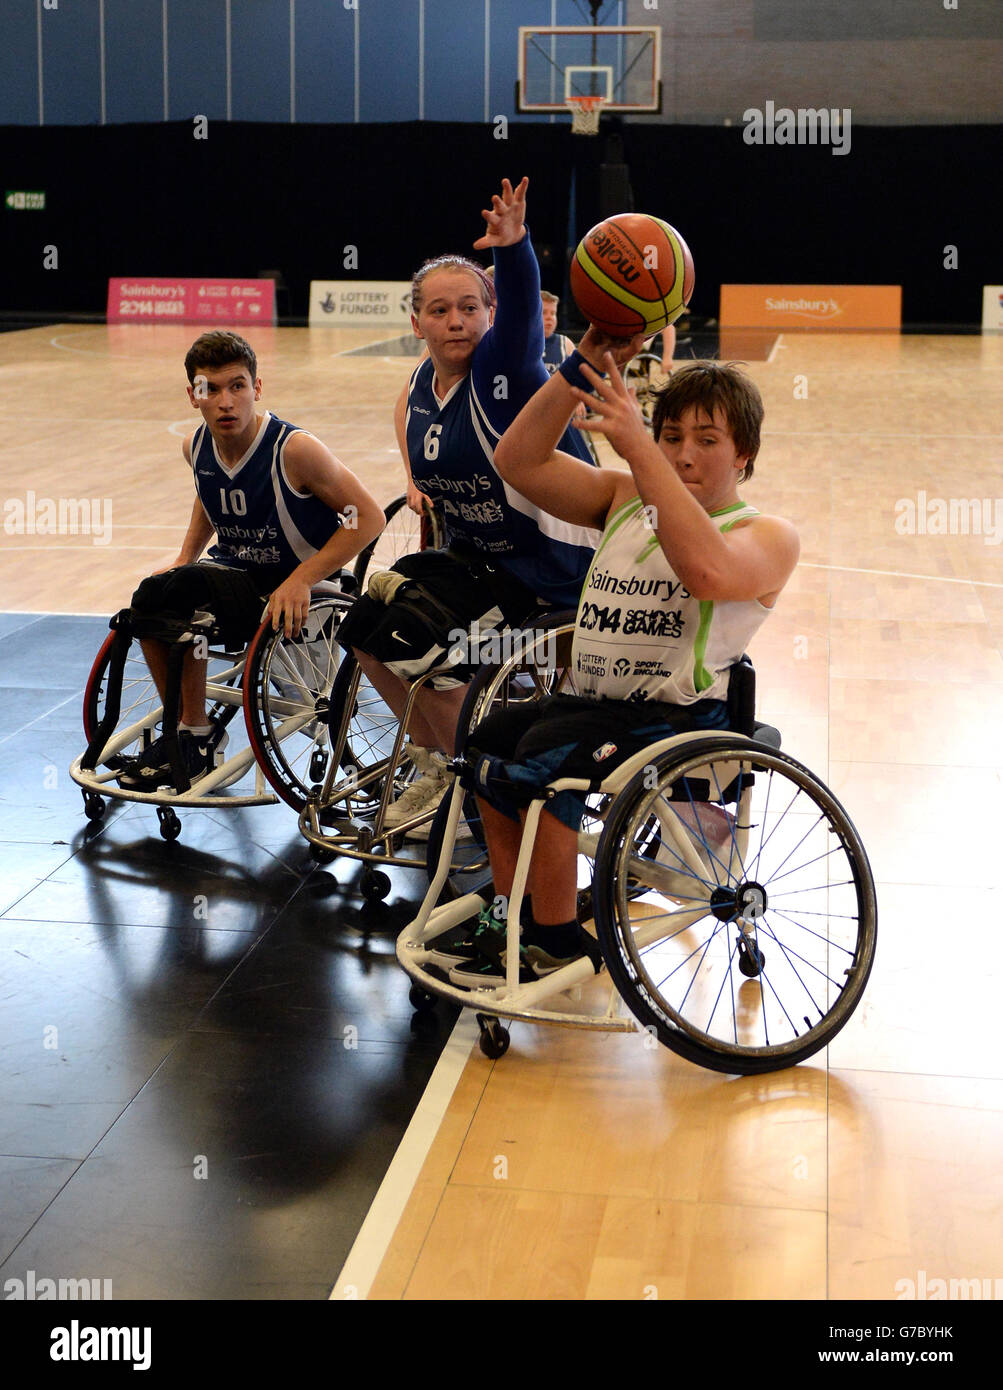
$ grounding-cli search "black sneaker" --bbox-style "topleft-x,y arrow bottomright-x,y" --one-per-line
448,927 -> 603,988
118,728 -> 227,790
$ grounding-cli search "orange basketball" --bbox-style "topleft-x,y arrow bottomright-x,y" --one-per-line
570,213 -> 695,337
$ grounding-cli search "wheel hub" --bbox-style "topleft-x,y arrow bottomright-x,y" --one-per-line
709,879 -> 768,923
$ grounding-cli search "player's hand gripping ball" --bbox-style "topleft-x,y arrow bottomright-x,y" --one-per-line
570,212 -> 694,337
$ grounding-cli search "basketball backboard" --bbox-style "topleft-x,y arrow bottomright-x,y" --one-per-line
516,26 -> 662,114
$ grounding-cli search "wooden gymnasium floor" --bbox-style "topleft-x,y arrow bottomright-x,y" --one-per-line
1,322 -> 1001,1304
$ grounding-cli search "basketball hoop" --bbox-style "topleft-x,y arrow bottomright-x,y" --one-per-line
566,95 -> 606,136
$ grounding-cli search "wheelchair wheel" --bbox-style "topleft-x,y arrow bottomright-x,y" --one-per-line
83,628 -> 244,766
592,738 -> 876,1074
319,649 -> 409,819
243,596 -> 353,813
353,495 -> 445,589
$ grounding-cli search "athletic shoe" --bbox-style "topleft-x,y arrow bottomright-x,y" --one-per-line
118,728 -> 228,791
448,926 -> 603,988
435,899 -> 510,976
383,744 -> 449,831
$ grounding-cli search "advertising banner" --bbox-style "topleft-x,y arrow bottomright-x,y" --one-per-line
107,278 -> 276,324
309,280 -> 413,327
981,286 -> 1003,331
720,284 -> 901,329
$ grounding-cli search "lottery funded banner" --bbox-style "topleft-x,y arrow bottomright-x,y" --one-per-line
107,278 -> 276,324
982,287 -> 1003,331
309,280 -> 413,327
720,284 -> 901,329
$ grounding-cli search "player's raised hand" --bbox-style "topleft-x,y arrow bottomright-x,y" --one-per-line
473,176 -> 529,249
571,353 -> 649,459
579,325 -> 647,370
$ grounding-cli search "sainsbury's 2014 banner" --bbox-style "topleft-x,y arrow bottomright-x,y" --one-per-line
107,278 -> 276,324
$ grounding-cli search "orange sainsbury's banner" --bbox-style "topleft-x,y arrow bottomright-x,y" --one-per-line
720,285 -> 901,329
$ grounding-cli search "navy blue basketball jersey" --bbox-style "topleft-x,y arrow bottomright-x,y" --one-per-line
190,413 -> 339,587
542,332 -> 574,374
405,234 -> 597,610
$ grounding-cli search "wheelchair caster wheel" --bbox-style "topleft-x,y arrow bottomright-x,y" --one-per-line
309,842 -> 336,864
83,793 -> 106,822
361,869 -> 391,902
157,807 -> 181,842
476,1014 -> 510,1060
409,984 -> 437,1013
737,935 -> 765,978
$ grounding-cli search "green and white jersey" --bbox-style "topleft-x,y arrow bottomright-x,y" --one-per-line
572,495 -> 770,705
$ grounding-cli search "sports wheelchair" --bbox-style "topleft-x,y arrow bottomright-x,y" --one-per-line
397,621 -> 877,1075
70,495 -> 440,841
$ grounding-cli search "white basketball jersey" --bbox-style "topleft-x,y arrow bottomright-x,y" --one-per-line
572,496 -> 770,705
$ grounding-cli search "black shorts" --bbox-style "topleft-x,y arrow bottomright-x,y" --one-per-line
130,563 -> 268,650
468,692 -> 729,829
336,545 -> 545,691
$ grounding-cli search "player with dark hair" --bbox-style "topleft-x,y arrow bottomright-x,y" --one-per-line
119,330 -> 385,789
442,341 -> 799,983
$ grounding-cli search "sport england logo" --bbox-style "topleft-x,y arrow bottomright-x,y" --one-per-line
743,102 -> 851,156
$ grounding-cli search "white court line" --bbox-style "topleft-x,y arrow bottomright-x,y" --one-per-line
801,561 -> 1003,589
330,1010 -> 480,1301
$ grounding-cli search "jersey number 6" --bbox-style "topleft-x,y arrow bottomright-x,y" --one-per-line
423,425 -> 442,461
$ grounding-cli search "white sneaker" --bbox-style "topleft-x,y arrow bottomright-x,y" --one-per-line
383,745 -> 448,831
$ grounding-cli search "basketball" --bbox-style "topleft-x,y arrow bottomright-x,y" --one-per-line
570,213 -> 695,337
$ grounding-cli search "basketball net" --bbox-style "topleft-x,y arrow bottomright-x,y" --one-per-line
566,95 -> 605,136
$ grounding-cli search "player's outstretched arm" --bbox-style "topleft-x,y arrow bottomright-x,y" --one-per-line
573,355 -> 799,603
267,432 -> 386,636
472,176 -> 528,250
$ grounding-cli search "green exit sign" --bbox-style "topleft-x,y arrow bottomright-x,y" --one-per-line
5,191 -> 46,210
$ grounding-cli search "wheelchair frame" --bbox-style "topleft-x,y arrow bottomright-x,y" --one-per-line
69,494 -> 444,843
70,583 -> 352,840
396,633 -> 877,1074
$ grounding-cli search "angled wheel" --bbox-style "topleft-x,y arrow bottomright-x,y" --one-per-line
592,738 -> 877,1074
243,595 -> 354,812
84,627 -> 244,770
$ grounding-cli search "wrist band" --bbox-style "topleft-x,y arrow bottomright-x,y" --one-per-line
558,349 -> 604,392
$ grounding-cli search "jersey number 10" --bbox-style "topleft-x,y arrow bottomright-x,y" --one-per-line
219,488 -> 247,516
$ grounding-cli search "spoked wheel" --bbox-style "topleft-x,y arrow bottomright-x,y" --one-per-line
353,494 -> 445,590
83,629 -> 244,770
243,596 -> 353,812
592,738 -> 877,1074
319,651 -> 412,822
